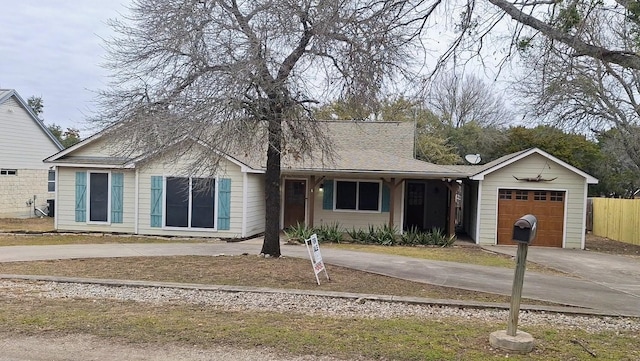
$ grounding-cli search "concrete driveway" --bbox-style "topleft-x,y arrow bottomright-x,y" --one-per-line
483,245 -> 640,304
0,241 -> 639,316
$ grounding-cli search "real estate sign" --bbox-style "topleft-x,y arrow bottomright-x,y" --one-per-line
305,233 -> 330,285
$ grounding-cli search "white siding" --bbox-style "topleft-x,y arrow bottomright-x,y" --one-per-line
0,169 -> 52,218
477,153 -> 587,248
312,178 -> 403,231
136,151 -> 245,238
56,167 -> 136,233
244,173 -> 265,237
69,136 -> 129,158
0,97 -> 60,169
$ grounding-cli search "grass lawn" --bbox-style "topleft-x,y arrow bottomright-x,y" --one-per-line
0,296 -> 636,361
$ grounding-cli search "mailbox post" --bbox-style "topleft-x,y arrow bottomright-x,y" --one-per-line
490,214 -> 537,353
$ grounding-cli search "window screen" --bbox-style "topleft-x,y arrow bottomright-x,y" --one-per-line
358,182 -> 380,211
191,178 -> 215,228
335,181 -> 357,210
166,177 -> 189,227
89,173 -> 108,222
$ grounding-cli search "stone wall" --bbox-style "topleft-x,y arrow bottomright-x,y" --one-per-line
0,169 -> 53,218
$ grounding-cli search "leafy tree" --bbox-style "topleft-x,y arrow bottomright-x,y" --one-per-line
47,124 -> 81,148
27,96 -> 44,116
27,95 -> 81,148
498,126 -> 601,172
591,128 -> 640,197
97,0 -> 421,257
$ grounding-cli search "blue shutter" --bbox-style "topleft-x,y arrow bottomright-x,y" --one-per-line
217,178 -> 231,230
111,173 -> 124,223
322,179 -> 333,210
75,172 -> 86,222
150,176 -> 163,227
381,184 -> 390,212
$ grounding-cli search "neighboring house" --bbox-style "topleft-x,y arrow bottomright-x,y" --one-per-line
0,89 -> 64,218
44,121 -> 597,248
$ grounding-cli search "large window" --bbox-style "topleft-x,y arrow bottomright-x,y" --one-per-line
335,180 -> 380,211
89,172 -> 109,222
165,177 -> 216,228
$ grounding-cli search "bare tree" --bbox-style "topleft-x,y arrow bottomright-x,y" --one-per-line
96,0 -> 421,257
427,73 -> 511,128
513,4 -> 640,171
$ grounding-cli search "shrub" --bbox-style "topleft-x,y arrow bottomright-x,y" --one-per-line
283,222 -> 313,243
315,222 -> 343,243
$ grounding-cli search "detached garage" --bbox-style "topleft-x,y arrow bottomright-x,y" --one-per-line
463,148 -> 598,249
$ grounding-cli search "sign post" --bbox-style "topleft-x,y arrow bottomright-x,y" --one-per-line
304,234 -> 330,285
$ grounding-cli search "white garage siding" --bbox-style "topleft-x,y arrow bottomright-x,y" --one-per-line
243,173 -> 266,237
476,153 -> 587,249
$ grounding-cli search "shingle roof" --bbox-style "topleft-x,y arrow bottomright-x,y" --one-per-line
227,120 -> 468,177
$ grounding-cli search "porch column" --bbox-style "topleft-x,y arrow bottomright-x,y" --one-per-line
445,181 -> 459,238
382,178 -> 402,229
389,178 -> 396,228
309,176 -> 315,228
308,176 -> 325,228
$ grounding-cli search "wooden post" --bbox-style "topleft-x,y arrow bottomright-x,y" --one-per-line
389,177 -> 395,228
507,242 -> 529,336
308,176 -> 315,228
444,181 -> 459,238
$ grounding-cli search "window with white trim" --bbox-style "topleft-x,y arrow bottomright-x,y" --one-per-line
48,170 -> 56,192
165,177 -> 216,228
0,169 -> 17,176
335,180 -> 380,211
89,172 -> 110,222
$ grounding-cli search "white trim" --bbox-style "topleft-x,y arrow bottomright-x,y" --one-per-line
469,148 -> 599,184
54,167 -> 59,230
399,180 -> 406,233
474,181 -> 482,245
580,182 -> 588,249
562,189 -> 569,248
241,172 -> 248,237
333,179 -> 383,213
86,171 -> 111,225
45,162 -> 134,169
134,168 -> 139,235
162,176 -> 219,231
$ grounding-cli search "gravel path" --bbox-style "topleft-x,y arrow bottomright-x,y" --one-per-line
2,280 -> 639,334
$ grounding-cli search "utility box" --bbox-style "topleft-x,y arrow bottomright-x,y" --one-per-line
47,199 -> 55,217
512,214 -> 537,244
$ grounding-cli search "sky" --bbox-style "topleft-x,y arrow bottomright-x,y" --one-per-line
0,1 -> 519,138
0,1 -> 129,135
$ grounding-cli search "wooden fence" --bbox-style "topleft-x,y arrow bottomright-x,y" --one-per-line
590,197 -> 640,245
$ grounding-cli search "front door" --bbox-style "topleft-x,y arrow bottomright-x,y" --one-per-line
283,179 -> 307,229
405,182 -> 425,230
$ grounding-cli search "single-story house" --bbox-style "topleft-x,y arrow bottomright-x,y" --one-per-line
44,120 -> 597,248
0,89 -> 64,218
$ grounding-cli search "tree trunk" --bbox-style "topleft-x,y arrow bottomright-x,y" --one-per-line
261,115 -> 282,257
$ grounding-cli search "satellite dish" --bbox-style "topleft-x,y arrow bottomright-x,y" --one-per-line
465,154 -> 481,164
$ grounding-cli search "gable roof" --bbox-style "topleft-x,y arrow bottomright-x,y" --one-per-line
0,89 -> 64,150
467,148 -> 598,184
46,120 -> 467,177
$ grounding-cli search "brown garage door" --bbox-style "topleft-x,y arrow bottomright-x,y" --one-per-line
497,189 -> 565,247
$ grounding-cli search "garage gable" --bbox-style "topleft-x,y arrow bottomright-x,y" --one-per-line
471,148 -> 598,249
